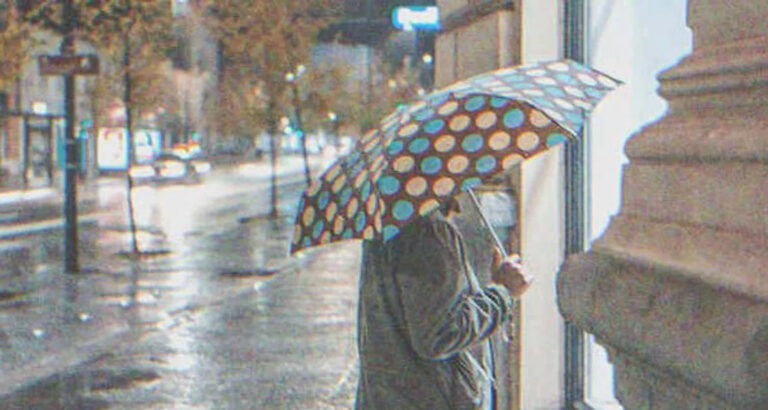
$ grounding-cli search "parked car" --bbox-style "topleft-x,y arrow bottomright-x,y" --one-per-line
129,153 -> 211,185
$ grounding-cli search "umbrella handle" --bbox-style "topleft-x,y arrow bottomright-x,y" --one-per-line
467,188 -> 509,259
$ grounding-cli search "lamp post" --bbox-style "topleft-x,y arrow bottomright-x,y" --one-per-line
285,64 -> 310,185
328,111 -> 340,152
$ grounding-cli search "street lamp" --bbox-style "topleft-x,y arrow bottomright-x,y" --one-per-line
328,111 -> 340,152
285,64 -> 310,185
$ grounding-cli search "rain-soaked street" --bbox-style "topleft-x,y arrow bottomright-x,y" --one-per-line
0,157 -> 361,409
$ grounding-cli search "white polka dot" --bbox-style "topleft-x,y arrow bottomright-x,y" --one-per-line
547,62 -> 570,72
526,68 -> 547,77
573,99 -> 593,109
554,98 -> 575,110
522,89 -> 545,97
598,74 -> 618,88
565,86 -> 586,98
544,108 -> 565,122
535,77 -> 557,86
577,73 -> 597,86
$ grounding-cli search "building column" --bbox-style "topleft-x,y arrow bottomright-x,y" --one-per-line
557,0 -> 768,408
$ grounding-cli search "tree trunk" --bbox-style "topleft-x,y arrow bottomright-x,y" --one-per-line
123,33 -> 140,255
267,96 -> 279,219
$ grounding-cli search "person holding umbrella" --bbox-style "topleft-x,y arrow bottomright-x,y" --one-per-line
355,194 -> 531,409
290,59 -> 620,409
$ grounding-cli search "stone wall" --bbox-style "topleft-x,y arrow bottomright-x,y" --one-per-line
557,0 -> 768,408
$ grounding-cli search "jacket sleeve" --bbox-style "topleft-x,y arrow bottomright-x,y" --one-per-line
393,218 -> 513,360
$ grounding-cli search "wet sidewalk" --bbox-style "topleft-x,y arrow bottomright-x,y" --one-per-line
0,153 -> 362,407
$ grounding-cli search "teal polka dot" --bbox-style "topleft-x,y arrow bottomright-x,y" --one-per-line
545,87 -> 566,97
342,228 -> 353,239
387,140 -> 405,155
565,111 -> 584,124
361,181 -> 372,201
302,237 -> 311,248
513,82 -> 532,90
464,96 -> 486,112
408,138 -> 430,154
378,176 -> 401,196
318,191 -> 330,210
461,134 -> 484,153
504,74 -> 527,83
420,157 -> 442,175
555,73 -> 578,85
344,151 -> 361,167
428,91 -> 450,106
339,187 -> 353,205
355,212 -> 367,232
392,200 -> 414,221
547,133 -> 569,147
312,220 -> 325,239
475,155 -> 497,174
503,109 -> 525,128
351,160 -> 366,175
461,177 -> 482,191
585,88 -> 604,99
424,118 -> 445,134
490,97 -> 509,108
532,97 -> 555,109
414,108 -> 435,121
382,225 -> 400,241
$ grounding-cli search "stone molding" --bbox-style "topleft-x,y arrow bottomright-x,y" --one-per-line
557,252 -> 768,407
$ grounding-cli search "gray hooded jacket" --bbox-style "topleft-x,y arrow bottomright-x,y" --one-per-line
356,212 -> 513,409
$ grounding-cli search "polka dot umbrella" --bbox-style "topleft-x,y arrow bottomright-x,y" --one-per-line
291,59 -> 620,254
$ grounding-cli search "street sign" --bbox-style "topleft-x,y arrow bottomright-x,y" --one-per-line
38,54 -> 100,76
392,6 -> 441,31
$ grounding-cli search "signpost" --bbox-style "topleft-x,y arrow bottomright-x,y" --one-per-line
38,54 -> 100,76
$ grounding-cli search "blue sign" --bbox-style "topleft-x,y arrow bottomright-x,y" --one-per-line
392,6 -> 440,31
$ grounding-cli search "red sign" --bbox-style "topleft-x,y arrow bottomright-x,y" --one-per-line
38,54 -> 100,76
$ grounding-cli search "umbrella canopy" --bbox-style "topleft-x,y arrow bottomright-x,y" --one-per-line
291,59 -> 620,254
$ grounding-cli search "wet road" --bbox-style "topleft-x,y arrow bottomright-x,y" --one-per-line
1,158 -> 361,409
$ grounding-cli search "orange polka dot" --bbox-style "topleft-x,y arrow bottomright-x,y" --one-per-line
325,202 -> 338,222
434,135 -> 456,152
363,226 -> 375,239
449,115 -> 471,132
366,195 -> 377,215
320,231 -> 331,244
502,153 -> 524,169
517,132 -> 541,151
488,131 -> 511,151
419,199 -> 440,216
354,170 -> 369,188
332,174 -> 347,193
530,110 -> 552,127
398,122 -> 419,137
324,163 -> 342,182
433,178 -> 456,196
447,155 -> 470,174
475,111 -> 498,129
306,180 -> 322,197
292,224 -> 302,244
302,206 -> 316,226
405,177 -> 428,197
346,198 -> 359,218
438,101 -> 459,116
333,215 -> 345,235
392,156 -> 415,173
